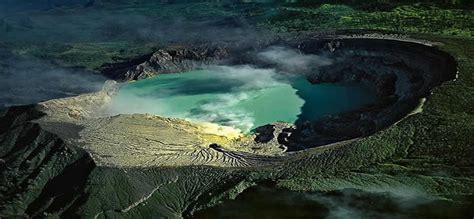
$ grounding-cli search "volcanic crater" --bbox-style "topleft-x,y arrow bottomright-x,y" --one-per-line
2,35 -> 457,168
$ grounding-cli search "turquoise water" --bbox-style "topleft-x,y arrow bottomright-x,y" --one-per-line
111,67 -> 375,132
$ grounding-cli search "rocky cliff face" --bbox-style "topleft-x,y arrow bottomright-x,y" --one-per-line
100,46 -> 229,81
281,38 -> 457,149
0,105 -> 95,217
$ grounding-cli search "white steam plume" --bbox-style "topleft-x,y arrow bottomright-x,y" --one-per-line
258,46 -> 333,72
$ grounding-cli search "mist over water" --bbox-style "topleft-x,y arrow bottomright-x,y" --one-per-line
110,46 -> 374,132
258,46 -> 333,71
110,66 -> 298,131
110,64 -> 375,132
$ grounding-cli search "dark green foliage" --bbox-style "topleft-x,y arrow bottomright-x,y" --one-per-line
263,4 -> 474,37
291,0 -> 474,10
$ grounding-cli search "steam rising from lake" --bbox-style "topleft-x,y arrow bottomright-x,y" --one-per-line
258,46 -> 333,71
109,47 -> 374,132
109,65 -> 296,132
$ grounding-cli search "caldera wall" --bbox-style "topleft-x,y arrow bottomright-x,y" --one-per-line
100,37 -> 457,150
279,38 -> 457,150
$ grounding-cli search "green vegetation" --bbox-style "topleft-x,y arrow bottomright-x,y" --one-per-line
6,42 -> 160,70
263,4 -> 474,37
0,2 -> 273,70
6,2 -> 471,71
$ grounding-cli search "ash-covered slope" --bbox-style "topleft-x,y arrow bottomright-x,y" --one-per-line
0,105 -> 257,218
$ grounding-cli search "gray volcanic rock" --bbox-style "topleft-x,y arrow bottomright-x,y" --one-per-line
286,38 -> 457,149
254,123 -> 294,146
101,46 -> 229,81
